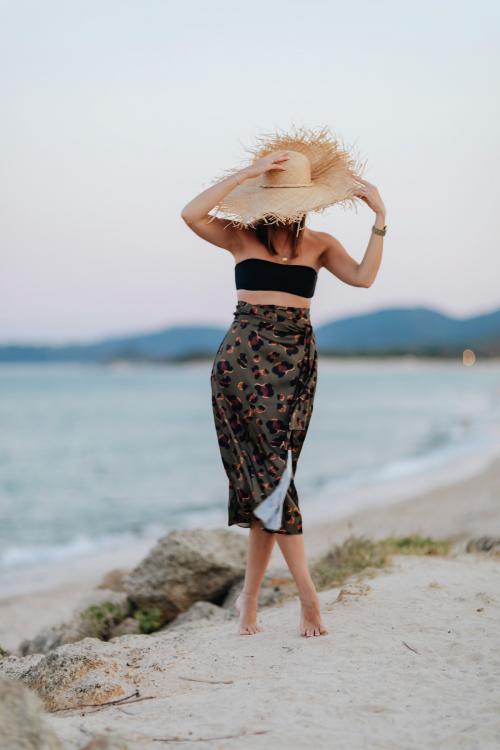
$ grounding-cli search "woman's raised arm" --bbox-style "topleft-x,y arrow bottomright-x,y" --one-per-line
180,151 -> 290,251
319,178 -> 387,287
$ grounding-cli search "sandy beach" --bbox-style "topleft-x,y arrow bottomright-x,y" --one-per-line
1,453 -> 500,748
41,553 -> 498,749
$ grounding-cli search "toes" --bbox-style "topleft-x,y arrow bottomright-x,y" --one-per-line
238,620 -> 264,635
300,617 -> 330,637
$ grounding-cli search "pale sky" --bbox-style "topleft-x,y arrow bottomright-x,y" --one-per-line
1,0 -> 499,344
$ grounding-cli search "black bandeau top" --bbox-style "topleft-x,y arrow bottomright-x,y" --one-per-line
235,258 -> 318,299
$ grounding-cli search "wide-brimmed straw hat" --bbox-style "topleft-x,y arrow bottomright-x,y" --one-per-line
207,125 -> 366,228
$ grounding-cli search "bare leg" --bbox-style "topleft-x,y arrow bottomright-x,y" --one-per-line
275,533 -> 329,637
235,516 -> 276,635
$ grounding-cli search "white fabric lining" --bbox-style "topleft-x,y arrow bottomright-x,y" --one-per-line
252,448 -> 293,531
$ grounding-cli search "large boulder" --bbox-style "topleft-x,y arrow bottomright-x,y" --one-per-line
0,638 -> 138,712
0,675 -> 64,749
122,529 -> 247,625
19,590 -> 131,656
163,601 -> 234,632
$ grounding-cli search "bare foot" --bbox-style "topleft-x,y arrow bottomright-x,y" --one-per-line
299,592 -> 329,637
234,591 -> 264,635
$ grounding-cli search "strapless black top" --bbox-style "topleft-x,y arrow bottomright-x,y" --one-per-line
234,258 -> 318,299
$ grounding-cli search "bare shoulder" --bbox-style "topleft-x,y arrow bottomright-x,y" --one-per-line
309,228 -> 361,284
303,228 -> 342,269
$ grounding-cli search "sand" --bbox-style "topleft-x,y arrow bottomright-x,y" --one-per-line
1,455 -> 500,748
46,553 -> 500,750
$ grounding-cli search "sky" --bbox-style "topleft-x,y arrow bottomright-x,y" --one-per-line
1,0 -> 499,344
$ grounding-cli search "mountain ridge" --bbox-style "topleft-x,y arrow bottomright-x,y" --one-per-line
1,305 -> 499,361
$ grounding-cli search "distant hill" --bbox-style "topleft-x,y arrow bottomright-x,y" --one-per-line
0,326 -> 225,363
314,306 -> 500,356
1,306 -> 499,362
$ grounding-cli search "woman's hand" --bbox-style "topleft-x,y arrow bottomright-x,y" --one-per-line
354,177 -> 386,217
239,150 -> 290,180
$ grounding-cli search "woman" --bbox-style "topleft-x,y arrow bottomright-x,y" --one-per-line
181,127 -> 387,637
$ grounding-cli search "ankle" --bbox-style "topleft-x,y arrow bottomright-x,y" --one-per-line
240,589 -> 259,599
298,585 -> 319,604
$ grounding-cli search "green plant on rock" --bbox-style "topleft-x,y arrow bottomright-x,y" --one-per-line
133,606 -> 164,634
80,601 -> 129,640
0,644 -> 8,658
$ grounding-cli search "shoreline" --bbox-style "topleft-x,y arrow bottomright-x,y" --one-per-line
1,437 -> 498,599
2,355 -> 500,369
2,355 -> 499,594
1,448 -> 500,653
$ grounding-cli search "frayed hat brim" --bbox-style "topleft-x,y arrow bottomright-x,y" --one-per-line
208,125 -> 367,227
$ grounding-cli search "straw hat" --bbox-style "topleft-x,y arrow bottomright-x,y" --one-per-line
208,125 -> 367,228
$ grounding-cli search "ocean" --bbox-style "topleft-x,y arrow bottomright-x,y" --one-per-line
1,359 -> 500,572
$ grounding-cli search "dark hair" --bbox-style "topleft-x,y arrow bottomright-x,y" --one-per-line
253,214 -> 306,260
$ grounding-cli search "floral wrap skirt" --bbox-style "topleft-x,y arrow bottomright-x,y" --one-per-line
210,300 -> 318,535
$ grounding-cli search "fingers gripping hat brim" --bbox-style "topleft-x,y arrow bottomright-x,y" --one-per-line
207,125 -> 367,228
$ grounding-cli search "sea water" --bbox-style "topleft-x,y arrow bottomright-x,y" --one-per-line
1,359 -> 500,571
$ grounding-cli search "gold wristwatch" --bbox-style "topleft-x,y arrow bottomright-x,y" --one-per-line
372,224 -> 387,236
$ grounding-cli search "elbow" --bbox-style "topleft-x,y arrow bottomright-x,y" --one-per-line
180,200 -> 197,224
355,264 -> 373,288
180,208 -> 194,225
181,208 -> 206,228
356,273 -> 373,288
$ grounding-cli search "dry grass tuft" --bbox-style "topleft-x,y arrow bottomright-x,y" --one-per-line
311,534 -> 452,591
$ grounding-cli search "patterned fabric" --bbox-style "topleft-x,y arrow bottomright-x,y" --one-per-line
210,301 -> 318,535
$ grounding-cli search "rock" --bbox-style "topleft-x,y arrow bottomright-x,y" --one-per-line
163,601 -> 233,632
19,590 -> 131,656
18,625 -> 68,657
0,653 -> 44,681
0,675 -> 64,749
96,568 -> 130,592
1,638 -> 138,712
334,583 -> 372,603
123,529 -> 247,625
110,617 -> 142,638
466,536 -> 500,555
